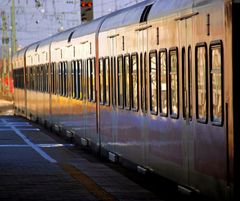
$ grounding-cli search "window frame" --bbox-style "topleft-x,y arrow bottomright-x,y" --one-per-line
104,57 -> 110,106
159,48 -> 168,117
117,55 -> 124,109
195,42 -> 208,124
131,52 -> 139,112
149,50 -> 158,115
124,54 -> 131,110
209,40 -> 224,126
99,57 -> 105,105
78,60 -> 83,100
169,47 -> 179,119
188,46 -> 193,120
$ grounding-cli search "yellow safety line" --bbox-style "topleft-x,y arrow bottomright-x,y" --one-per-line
60,163 -> 117,201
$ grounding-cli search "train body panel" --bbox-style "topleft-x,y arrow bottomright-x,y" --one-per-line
13,0 -> 237,200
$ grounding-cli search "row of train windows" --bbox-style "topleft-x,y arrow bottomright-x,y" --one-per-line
13,40 -> 223,125
98,41 -> 223,125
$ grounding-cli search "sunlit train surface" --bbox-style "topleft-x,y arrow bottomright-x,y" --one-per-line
12,0 -> 240,200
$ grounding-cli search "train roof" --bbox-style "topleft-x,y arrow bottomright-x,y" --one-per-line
50,27 -> 76,43
16,46 -> 30,57
99,0 -> 155,32
72,17 -> 106,39
148,0 -> 222,20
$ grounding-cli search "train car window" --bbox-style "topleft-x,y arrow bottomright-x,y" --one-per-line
169,48 -> 179,118
71,61 -> 74,98
43,65 -> 45,92
54,63 -> 58,94
91,58 -> 96,102
40,66 -> 43,92
51,63 -> 55,94
182,47 -> 187,118
159,49 -> 168,116
111,57 -> 116,106
117,55 -> 124,108
99,58 -> 104,104
87,59 -> 92,101
140,52 -> 147,112
78,60 -> 83,100
196,43 -> 208,123
210,40 -> 223,126
64,62 -> 68,97
43,65 -> 46,92
16,69 -> 19,88
149,51 -> 158,114
188,46 -> 193,119
124,54 -> 130,109
105,57 -> 110,105
58,63 -> 62,95
17,69 -> 19,88
28,68 -> 31,90
131,53 -> 139,111
46,64 -> 49,93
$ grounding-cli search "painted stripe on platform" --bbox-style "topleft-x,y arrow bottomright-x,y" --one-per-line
60,163 -> 117,201
0,145 -> 29,148
0,128 -> 40,131
1,119 -> 57,163
0,144 -> 74,148
38,144 -> 74,148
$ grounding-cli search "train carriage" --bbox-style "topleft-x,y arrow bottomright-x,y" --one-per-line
13,0 -> 240,200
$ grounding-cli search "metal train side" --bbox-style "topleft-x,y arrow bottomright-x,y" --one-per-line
13,0 -> 237,200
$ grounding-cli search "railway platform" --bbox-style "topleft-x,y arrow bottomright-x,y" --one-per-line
0,115 -> 204,201
0,115 -> 163,201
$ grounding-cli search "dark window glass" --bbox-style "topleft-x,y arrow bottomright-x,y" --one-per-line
105,58 -> 110,105
149,51 -> 157,114
182,47 -> 187,118
51,63 -> 55,93
78,60 -> 82,99
71,61 -> 75,98
91,58 -> 96,102
112,57 -> 116,106
64,62 -> 68,96
124,55 -> 130,109
87,59 -> 91,100
87,58 -> 95,102
196,44 -> 207,122
131,54 -> 138,110
210,41 -> 223,125
141,53 -> 147,112
169,48 -> 179,118
117,56 -> 124,108
159,50 -> 168,116
58,63 -> 62,95
46,65 -> 49,92
99,58 -> 104,104
188,46 -> 193,119
40,66 -> 43,92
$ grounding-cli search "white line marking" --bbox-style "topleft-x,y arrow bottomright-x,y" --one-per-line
0,145 -> 29,148
1,119 -> 57,163
0,128 -> 40,131
0,144 -> 74,148
0,123 -> 30,125
38,144 -> 74,148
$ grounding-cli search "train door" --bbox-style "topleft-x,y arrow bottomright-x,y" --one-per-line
109,35 -> 118,152
80,42 -> 89,138
137,27 -> 149,166
178,15 -> 196,187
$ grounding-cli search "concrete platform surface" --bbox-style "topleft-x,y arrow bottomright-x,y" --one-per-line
0,116 -> 164,201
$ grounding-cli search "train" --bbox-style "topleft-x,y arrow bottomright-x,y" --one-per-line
12,0 -> 240,200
